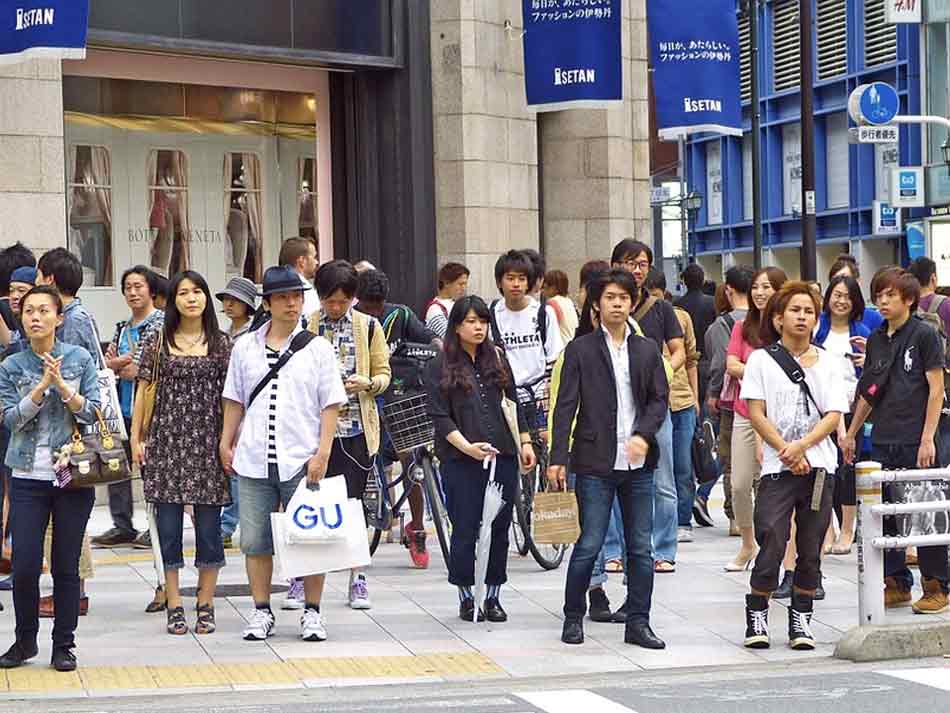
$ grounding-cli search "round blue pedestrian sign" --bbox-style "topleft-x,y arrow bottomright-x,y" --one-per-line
857,82 -> 900,126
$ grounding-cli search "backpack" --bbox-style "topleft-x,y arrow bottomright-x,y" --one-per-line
917,294 -> 950,367
489,296 -> 550,357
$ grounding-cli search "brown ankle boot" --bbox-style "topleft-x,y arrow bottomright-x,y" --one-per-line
912,578 -> 950,615
884,577 -> 912,608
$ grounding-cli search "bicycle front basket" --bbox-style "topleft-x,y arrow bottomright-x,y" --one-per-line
381,391 -> 434,453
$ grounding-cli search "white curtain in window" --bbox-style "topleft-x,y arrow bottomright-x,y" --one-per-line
89,147 -> 113,285
171,151 -> 189,272
243,153 -> 263,284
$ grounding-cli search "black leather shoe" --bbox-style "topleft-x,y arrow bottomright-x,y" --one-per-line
561,618 -> 584,645
51,646 -> 77,672
0,640 -> 38,669
483,598 -> 507,623
610,598 -> 629,623
459,599 -> 485,622
624,622 -> 666,649
588,587 -> 613,623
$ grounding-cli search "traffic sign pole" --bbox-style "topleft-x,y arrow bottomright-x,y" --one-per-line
800,0 -> 817,281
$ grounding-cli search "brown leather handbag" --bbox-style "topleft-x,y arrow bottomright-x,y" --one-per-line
64,408 -> 132,489
139,330 -> 164,436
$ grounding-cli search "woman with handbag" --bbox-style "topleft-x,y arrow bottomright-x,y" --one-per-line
724,267 -> 787,572
424,296 -> 535,622
132,271 -> 232,636
0,285 -> 101,672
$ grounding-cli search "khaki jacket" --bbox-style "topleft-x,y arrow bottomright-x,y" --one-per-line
308,308 -> 392,455
665,307 -> 699,412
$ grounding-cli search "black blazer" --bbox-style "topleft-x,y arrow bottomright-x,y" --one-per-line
550,329 -> 669,478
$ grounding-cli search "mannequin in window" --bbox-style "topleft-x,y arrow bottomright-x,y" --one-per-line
149,154 -> 187,277
226,182 -> 250,278
298,178 -> 316,241
68,149 -> 109,286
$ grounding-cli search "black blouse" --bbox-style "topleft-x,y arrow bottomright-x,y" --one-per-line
424,351 -> 528,463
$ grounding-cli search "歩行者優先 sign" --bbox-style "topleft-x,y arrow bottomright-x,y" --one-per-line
521,0 -> 623,112
848,83 -> 901,126
885,0 -> 922,23
646,0 -> 742,139
0,1 -> 89,64
890,167 -> 925,208
872,200 -> 903,237
856,125 -> 899,144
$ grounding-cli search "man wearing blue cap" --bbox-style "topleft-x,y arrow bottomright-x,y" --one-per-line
221,266 -> 347,642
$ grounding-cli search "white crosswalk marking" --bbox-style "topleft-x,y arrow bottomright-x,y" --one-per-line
879,668 -> 950,691
517,690 -> 638,713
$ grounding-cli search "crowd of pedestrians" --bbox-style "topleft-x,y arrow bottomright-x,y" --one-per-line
0,235 -> 945,672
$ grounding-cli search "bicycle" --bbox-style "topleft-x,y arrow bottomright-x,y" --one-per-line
510,379 -> 568,571
365,352 -> 452,566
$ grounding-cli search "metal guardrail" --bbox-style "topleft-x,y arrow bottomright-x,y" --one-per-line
855,461 -> 950,626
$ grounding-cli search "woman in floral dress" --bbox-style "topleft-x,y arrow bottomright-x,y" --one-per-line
132,271 -> 231,636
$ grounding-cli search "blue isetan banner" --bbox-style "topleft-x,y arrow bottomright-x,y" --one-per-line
647,0 -> 742,139
522,0 -> 623,112
0,1 -> 89,65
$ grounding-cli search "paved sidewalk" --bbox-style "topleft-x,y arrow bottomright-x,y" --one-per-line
0,489 -> 945,699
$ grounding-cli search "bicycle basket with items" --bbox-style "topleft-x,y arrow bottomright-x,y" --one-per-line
382,342 -> 438,454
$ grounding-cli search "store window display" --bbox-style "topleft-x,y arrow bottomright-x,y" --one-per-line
298,157 -> 317,245
224,153 -> 263,283
68,145 -> 113,286
147,149 -> 190,277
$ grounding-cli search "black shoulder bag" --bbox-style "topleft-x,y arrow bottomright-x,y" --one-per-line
247,331 -> 317,409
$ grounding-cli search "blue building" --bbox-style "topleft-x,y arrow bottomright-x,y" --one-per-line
687,0 -> 930,289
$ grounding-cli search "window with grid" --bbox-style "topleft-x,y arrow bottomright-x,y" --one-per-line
817,0 -> 847,80
739,11 -> 752,102
865,0 -> 897,67
773,0 -> 801,92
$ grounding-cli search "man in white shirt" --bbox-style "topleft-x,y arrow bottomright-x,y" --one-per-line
278,237 -> 320,316
220,266 -> 346,643
489,250 -> 563,422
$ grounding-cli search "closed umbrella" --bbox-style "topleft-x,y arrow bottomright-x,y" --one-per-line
147,501 -> 165,587
472,455 -> 505,623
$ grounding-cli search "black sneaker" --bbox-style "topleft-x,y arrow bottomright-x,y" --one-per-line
773,570 -> 794,600
744,594 -> 770,648
51,646 -> 77,672
692,496 -> 715,527
788,594 -> 816,650
132,531 -> 152,550
90,527 -> 137,548
814,575 -> 825,601
588,587 -> 613,623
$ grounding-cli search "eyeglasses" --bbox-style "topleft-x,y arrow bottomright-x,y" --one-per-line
620,259 -> 651,271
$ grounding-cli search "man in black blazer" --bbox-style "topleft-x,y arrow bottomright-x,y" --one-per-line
549,269 -> 670,649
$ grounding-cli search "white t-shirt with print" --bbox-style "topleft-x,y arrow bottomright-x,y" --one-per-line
740,347 -> 849,476
820,328 -> 859,408
491,298 -> 563,389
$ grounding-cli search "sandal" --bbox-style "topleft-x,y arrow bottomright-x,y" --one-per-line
195,603 -> 216,635
146,585 -> 167,613
166,606 -> 188,635
605,558 -> 624,573
654,560 -> 676,574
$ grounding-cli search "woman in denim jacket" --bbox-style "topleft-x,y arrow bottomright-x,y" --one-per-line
0,286 -> 100,673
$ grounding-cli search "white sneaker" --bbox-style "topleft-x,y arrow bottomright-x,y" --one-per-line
349,573 -> 371,610
677,527 -> 694,543
242,608 -> 276,641
282,578 -> 305,610
300,608 -> 328,641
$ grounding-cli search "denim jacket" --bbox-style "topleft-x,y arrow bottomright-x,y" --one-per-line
0,341 -> 100,471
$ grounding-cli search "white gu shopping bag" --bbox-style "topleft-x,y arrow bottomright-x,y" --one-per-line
272,475 -> 372,579
283,475 -> 349,544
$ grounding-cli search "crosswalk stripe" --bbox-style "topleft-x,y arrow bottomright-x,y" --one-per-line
879,668 -> 950,691
516,690 -> 638,713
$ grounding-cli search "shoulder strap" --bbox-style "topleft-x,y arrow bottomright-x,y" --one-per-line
424,298 -> 448,319
723,313 -> 736,332
537,297 -> 549,357
927,294 -> 947,315
247,331 -> 317,409
368,316 -> 376,345
382,307 -> 403,342
764,343 -> 823,417
634,295 -> 658,323
489,299 -> 504,348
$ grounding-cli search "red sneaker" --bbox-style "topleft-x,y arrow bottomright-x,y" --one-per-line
405,525 -> 430,569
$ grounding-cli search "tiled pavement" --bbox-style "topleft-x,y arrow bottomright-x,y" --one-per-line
0,488 -> 945,698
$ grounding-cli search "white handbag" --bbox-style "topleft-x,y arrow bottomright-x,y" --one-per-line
283,475 -> 350,544
83,324 -> 127,441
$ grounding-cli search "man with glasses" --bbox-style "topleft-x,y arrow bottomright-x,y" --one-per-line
610,239 -> 683,584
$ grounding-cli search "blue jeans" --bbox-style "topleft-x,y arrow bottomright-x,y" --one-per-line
671,407 -> 697,528
564,470 -> 655,623
238,468 -> 306,557
220,478 -> 240,537
652,411 -> 678,562
155,503 -> 226,571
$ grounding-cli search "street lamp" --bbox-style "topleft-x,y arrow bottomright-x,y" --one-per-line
684,191 -> 703,217
942,134 -> 950,177
678,191 -> 703,269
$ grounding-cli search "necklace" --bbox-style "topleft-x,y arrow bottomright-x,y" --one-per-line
783,341 -> 812,359
178,330 -> 205,351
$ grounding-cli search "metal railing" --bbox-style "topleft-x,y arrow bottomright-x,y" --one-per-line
855,461 -> 950,626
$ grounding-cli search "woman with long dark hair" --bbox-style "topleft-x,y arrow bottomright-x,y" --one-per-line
131,271 -> 232,636
0,286 -> 100,672
424,296 -> 535,622
723,266 -> 787,572
814,275 -> 869,555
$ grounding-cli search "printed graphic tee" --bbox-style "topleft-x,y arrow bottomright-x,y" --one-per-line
491,298 -> 563,389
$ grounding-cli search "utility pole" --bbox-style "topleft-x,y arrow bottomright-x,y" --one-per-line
749,0 -> 763,270
679,134 -> 689,269
799,0 -> 817,280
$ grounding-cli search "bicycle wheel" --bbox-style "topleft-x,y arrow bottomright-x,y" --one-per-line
366,463 -> 392,556
421,452 -> 452,568
510,475 -> 531,556
522,447 -> 568,570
